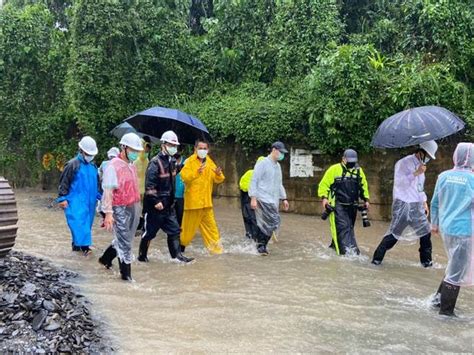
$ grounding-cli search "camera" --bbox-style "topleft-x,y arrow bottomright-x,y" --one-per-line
321,204 -> 335,220
358,206 -> 371,227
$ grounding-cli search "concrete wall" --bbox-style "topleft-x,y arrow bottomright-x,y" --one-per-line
209,143 -> 460,221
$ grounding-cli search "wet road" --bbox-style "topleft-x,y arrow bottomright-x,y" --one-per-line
14,191 -> 474,353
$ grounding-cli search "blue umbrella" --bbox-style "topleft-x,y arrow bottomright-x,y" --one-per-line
124,107 -> 212,145
110,122 -> 160,144
371,106 -> 465,148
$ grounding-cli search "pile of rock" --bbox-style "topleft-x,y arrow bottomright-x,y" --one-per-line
0,251 -> 113,353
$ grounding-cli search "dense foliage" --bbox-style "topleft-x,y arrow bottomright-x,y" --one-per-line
0,0 -> 472,184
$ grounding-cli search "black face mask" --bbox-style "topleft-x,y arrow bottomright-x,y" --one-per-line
346,162 -> 356,169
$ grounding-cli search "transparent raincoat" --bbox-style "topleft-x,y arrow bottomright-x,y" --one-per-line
387,155 -> 430,241
431,142 -> 474,286
101,157 -> 141,264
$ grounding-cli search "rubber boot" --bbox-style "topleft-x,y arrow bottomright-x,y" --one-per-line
72,243 -> 81,252
169,236 -> 194,263
98,245 -> 117,269
118,259 -> 133,282
138,239 -> 150,262
439,281 -> 460,316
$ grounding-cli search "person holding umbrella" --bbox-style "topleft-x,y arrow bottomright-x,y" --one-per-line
318,149 -> 370,256
249,142 -> 290,255
372,141 -> 438,267
430,142 -> 473,316
98,133 -> 143,281
180,139 -> 225,255
57,136 -> 100,256
137,131 -> 194,263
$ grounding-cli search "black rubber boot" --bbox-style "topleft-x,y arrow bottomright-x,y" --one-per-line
98,245 -> 117,269
72,243 -> 81,252
138,239 -> 150,262
257,244 -> 269,256
439,281 -> 460,316
118,259 -> 133,282
169,236 -> 194,263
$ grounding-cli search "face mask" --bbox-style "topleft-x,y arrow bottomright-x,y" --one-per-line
127,151 -> 139,162
346,162 -> 356,169
277,152 -> 285,161
84,155 -> 95,163
197,149 -> 208,159
166,146 -> 178,156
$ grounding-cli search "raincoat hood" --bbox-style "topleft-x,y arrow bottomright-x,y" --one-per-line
453,142 -> 473,170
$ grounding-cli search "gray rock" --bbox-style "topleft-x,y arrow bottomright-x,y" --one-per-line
32,310 -> 48,331
21,283 -> 37,296
44,321 -> 61,331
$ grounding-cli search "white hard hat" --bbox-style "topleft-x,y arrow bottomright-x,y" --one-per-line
419,140 -> 438,160
160,130 -> 180,145
107,147 -> 120,158
78,136 -> 98,156
120,133 -> 144,151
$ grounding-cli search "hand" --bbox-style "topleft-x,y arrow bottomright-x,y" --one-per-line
431,225 -> 439,234
58,200 -> 68,209
250,197 -> 257,210
424,202 -> 430,217
415,164 -> 427,176
364,201 -> 370,210
198,163 -> 206,174
214,167 -> 223,176
104,213 -> 114,232
282,200 -> 289,211
322,198 -> 329,210
155,202 -> 164,211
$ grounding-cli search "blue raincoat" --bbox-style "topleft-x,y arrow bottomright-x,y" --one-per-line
431,142 -> 474,286
57,154 -> 100,247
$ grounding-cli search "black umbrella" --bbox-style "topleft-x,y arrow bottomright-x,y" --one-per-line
110,122 -> 160,144
371,106 -> 465,148
124,107 -> 212,145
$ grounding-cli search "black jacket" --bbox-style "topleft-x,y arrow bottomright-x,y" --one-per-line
144,152 -> 177,212
58,157 -> 81,199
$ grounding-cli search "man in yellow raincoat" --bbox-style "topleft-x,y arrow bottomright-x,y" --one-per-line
134,136 -> 152,231
180,139 -> 225,255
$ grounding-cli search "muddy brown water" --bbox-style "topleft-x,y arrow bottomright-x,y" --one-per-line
13,191 -> 473,353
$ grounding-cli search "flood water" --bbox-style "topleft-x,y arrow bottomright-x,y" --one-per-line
13,190 -> 473,353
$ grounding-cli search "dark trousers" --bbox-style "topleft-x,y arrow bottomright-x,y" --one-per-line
372,233 -> 432,265
256,228 -> 271,248
174,198 -> 184,227
142,208 -> 181,257
332,204 -> 359,255
240,191 -> 258,239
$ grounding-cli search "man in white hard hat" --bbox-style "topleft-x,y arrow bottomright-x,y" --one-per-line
138,130 -> 194,263
98,132 -> 143,281
372,140 -> 438,267
57,136 -> 100,256
98,147 -> 120,180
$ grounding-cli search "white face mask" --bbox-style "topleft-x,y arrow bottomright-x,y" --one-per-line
84,155 -> 95,163
197,149 -> 208,159
166,146 -> 178,156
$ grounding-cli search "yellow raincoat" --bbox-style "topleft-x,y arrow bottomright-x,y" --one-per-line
133,141 -> 150,198
180,153 -> 225,254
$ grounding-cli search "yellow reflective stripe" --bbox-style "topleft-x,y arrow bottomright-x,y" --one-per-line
329,209 -> 340,255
